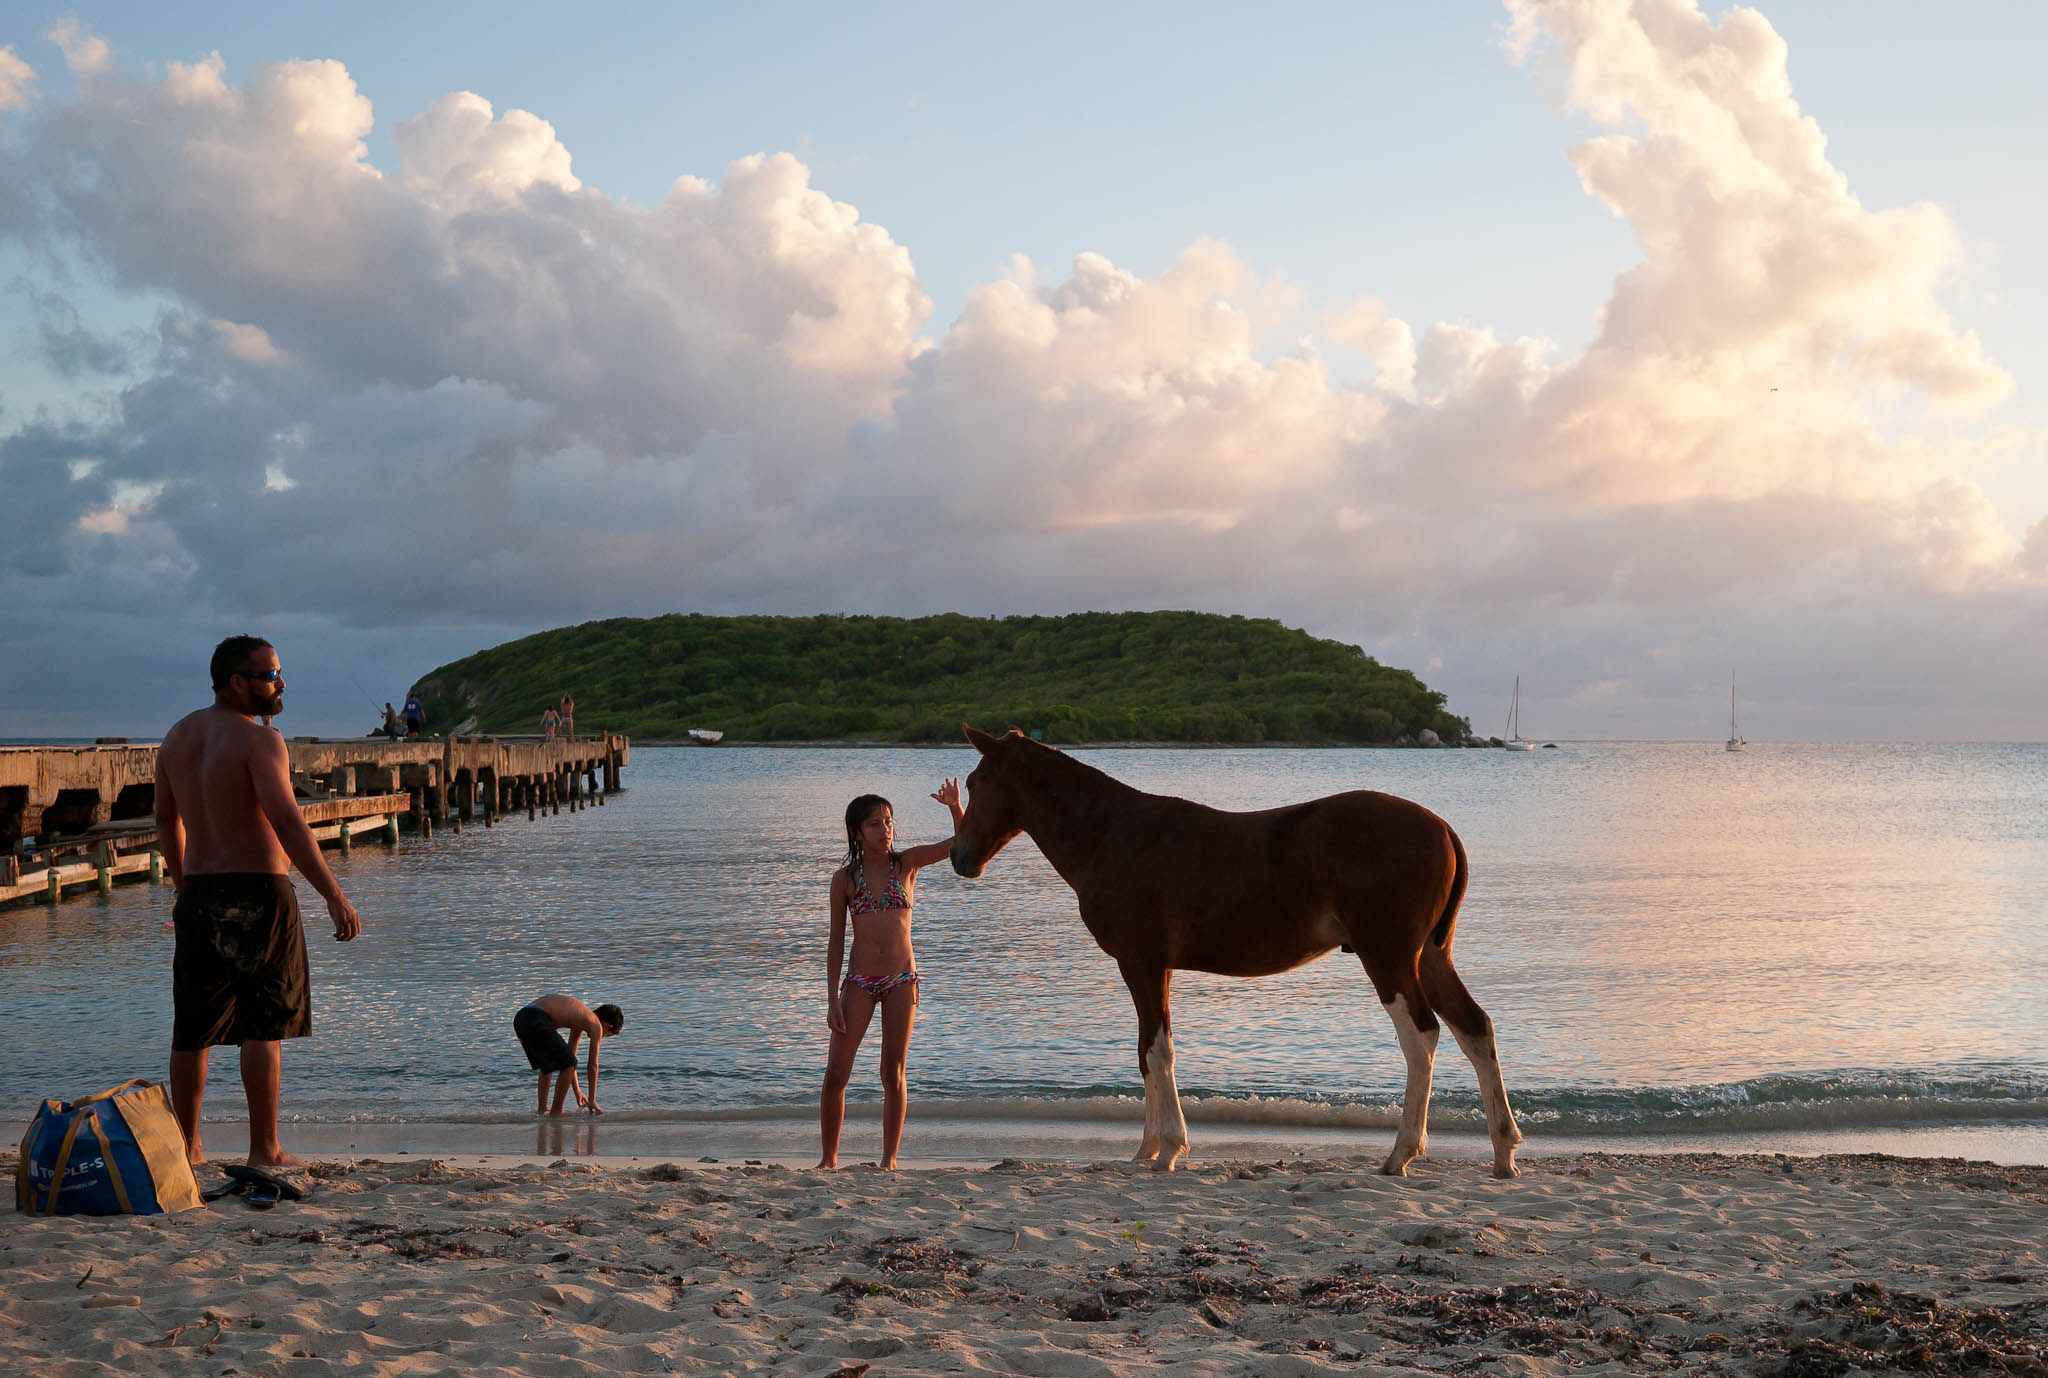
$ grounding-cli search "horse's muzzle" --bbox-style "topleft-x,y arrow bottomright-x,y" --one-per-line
949,842 -> 982,878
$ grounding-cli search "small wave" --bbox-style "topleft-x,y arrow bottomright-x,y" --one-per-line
272,1067 -> 2048,1134
1174,1068 -> 2048,1134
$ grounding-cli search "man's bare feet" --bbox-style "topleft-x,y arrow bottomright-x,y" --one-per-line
816,1158 -> 837,1170
186,1148 -> 206,1167
246,1149 -> 307,1170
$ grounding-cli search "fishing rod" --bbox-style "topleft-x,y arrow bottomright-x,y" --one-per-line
344,673 -> 388,718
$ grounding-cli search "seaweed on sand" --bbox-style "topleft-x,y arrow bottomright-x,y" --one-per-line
1759,1281 -> 2048,1378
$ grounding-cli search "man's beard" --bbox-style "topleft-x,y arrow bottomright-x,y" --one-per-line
250,686 -> 284,717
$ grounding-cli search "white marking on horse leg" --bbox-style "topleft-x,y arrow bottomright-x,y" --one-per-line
1379,993 -> 1438,1177
1448,1023 -> 1522,1178
1146,1026 -> 1188,1172
1133,1046 -> 1161,1164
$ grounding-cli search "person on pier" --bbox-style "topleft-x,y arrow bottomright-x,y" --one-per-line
514,994 -> 623,1116
540,704 -> 560,743
402,693 -> 425,739
818,780 -> 963,1170
154,635 -> 363,1170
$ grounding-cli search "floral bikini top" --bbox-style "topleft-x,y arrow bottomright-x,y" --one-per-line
847,855 -> 910,917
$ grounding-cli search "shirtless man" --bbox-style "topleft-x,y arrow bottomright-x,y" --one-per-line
512,994 -> 623,1116
155,635 -> 362,1168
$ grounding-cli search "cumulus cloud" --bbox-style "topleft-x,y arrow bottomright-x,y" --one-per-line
0,44 -> 36,109
394,92 -> 580,202
46,16 -> 109,77
0,0 -> 2040,738
1324,296 -> 1417,395
211,319 -> 283,365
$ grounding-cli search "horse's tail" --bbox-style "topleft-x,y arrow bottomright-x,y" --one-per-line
1428,823 -> 1467,952
1418,824 -> 1491,1039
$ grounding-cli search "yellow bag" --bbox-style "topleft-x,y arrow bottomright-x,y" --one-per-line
17,1079 -> 204,1215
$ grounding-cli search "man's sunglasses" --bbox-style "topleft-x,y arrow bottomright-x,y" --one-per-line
236,668 -> 285,683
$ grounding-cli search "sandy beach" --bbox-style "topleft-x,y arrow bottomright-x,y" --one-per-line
8,1151 -> 2047,1376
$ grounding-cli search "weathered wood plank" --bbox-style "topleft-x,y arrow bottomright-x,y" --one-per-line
3,799 -> 409,907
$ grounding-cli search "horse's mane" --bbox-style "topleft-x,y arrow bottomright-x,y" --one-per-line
995,731 -> 1139,798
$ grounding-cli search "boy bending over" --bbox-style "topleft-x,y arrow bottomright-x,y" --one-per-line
513,994 -> 623,1115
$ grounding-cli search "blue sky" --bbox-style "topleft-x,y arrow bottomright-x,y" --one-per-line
2,2 -> 2045,738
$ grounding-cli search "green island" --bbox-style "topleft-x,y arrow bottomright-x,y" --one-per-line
411,611 -> 1472,745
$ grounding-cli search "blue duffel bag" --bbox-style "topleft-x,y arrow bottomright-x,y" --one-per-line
16,1078 -> 204,1215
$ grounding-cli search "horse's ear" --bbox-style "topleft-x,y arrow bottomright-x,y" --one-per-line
964,723 -> 999,753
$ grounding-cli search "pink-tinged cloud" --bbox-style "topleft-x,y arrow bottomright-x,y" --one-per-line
45,17 -> 109,77
0,44 -> 35,110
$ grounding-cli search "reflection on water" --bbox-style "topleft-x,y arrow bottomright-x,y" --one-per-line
535,1116 -> 601,1159
3,743 -> 2044,1148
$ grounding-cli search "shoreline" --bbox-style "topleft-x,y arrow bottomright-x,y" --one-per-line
627,738 -> 1503,750
14,1114 -> 2046,1170
8,1149 -> 2046,1375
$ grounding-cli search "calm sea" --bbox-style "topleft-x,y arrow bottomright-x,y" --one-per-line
5,742 -> 2046,1164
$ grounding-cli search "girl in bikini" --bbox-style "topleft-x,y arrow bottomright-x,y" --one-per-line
819,779 -> 963,1169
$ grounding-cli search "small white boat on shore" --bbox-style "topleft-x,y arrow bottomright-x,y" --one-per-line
687,728 -> 724,746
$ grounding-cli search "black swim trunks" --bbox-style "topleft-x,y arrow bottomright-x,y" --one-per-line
514,1005 -> 577,1073
171,873 -> 311,1051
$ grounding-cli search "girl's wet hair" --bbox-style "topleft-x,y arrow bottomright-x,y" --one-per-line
843,794 -> 901,876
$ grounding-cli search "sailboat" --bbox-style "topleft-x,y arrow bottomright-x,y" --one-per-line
1724,675 -> 1746,753
1503,675 -> 1536,751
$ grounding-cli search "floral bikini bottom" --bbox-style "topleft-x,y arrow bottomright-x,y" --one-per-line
843,971 -> 918,1001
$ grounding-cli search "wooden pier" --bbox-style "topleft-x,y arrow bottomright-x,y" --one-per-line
0,733 -> 628,908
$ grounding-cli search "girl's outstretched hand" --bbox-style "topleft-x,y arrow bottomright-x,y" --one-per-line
931,777 -> 961,808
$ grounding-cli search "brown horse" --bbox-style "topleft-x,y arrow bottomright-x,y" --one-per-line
949,725 -> 1522,1177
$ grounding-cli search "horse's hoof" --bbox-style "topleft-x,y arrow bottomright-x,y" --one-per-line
1153,1148 -> 1185,1173
1493,1160 -> 1521,1180
1378,1158 -> 1412,1177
